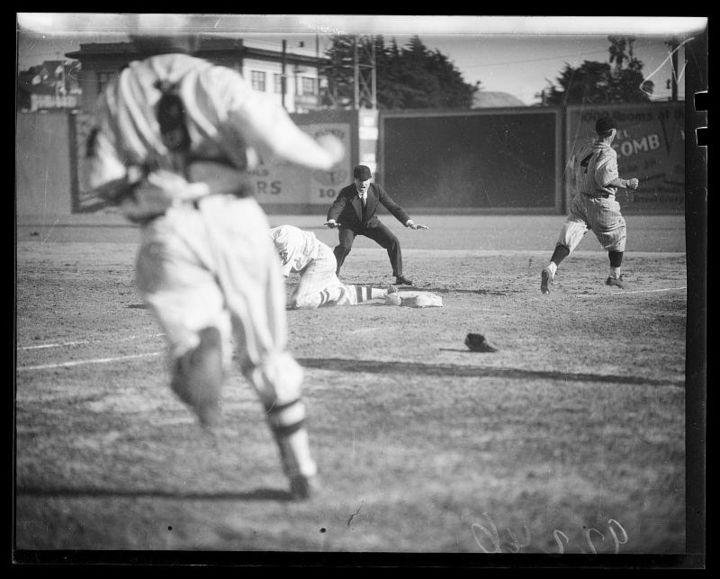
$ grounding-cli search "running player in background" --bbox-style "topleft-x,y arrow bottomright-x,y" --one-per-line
85,15 -> 344,499
270,225 -> 398,309
540,116 -> 640,294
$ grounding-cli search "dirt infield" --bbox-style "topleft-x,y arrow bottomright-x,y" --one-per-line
14,215 -> 691,558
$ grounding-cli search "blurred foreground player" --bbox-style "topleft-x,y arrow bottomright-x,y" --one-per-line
85,16 -> 344,499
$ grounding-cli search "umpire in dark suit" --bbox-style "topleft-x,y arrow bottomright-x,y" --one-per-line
325,165 -> 428,285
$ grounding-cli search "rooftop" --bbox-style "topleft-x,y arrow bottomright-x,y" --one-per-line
65,38 -> 329,66
472,91 -> 527,108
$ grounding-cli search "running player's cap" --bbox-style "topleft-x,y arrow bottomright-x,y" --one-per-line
595,117 -> 616,135
353,165 -> 372,180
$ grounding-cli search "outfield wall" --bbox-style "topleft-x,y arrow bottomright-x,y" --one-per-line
16,111 -> 76,218
66,109 -> 375,216
378,107 -> 563,213
15,103 -> 685,218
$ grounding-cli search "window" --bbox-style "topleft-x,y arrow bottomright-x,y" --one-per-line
250,70 -> 266,92
273,73 -> 283,94
301,77 -> 317,95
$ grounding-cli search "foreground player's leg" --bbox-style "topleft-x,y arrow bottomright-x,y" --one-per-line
170,326 -> 225,428
243,353 -> 319,500
265,396 -> 318,497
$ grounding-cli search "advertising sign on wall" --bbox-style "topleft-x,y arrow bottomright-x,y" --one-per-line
73,117 -> 352,211
241,122 -> 351,207
566,103 -> 684,209
302,123 -> 352,205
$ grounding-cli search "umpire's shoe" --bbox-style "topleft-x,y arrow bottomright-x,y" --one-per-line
395,275 -> 413,286
605,275 -> 627,289
540,267 -> 553,294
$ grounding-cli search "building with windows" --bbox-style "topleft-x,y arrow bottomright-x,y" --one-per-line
17,60 -> 81,112
65,37 -> 329,114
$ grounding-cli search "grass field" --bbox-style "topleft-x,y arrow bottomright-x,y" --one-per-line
14,213 -> 691,559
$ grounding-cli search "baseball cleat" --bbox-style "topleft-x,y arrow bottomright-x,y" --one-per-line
605,275 -> 627,289
395,275 -> 413,286
540,267 -> 553,294
385,284 -> 399,295
289,474 -> 321,501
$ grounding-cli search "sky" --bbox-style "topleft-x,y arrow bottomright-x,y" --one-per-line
16,14 -> 707,105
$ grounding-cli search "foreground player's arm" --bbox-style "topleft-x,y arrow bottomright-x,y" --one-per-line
85,115 -> 138,203
221,69 -> 344,171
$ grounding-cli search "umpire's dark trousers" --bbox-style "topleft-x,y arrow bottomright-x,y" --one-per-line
334,222 -> 403,277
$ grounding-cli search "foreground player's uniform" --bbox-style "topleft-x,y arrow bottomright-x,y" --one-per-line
87,40 -> 343,499
270,225 -> 393,308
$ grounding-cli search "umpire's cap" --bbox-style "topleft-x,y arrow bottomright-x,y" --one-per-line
595,116 -> 616,136
353,165 -> 372,180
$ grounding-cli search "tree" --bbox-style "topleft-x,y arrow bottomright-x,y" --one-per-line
537,36 -> 654,106
321,35 -> 477,110
320,34 -> 355,108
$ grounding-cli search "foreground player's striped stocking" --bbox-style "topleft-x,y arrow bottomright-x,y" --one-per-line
265,398 -> 317,478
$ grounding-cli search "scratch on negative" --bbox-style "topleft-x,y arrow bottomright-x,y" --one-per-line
347,502 -> 363,527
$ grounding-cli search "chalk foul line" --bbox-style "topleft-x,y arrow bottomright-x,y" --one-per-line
577,286 -> 687,297
17,352 -> 161,372
18,333 -> 166,351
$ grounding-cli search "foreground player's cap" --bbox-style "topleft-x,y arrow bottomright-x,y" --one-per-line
353,165 -> 372,180
129,14 -> 200,56
595,116 -> 616,135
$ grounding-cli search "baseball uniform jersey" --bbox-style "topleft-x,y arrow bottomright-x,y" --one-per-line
89,52 -> 339,419
557,140 -> 627,253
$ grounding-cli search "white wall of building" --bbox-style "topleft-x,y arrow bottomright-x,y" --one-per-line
242,57 -> 320,114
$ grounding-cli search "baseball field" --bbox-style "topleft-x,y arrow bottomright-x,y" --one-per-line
14,212 -> 694,561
